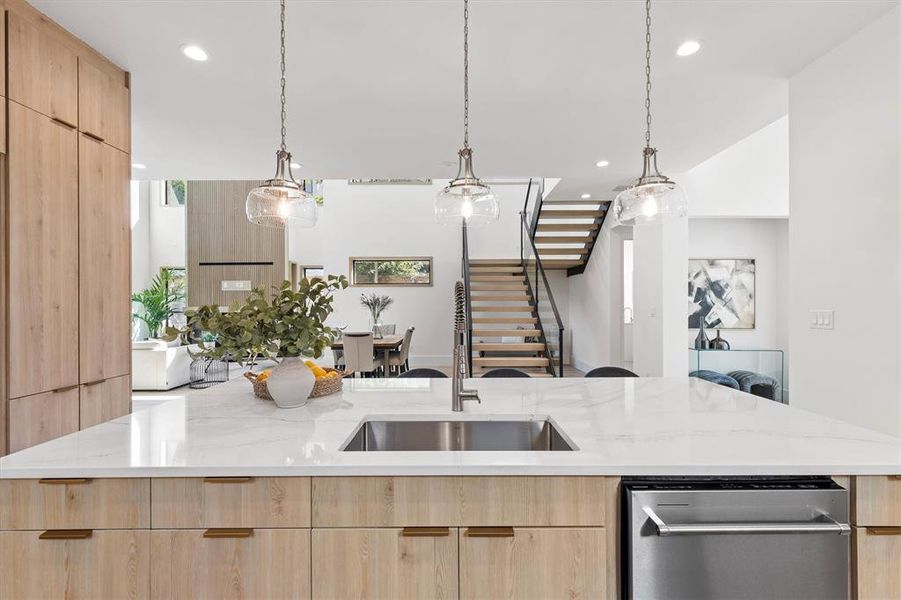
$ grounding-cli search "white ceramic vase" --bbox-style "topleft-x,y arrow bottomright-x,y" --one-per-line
266,357 -> 315,409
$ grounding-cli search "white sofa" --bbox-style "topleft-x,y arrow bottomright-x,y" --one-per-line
131,342 -> 200,391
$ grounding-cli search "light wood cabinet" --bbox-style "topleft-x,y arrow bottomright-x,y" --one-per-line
312,476 -> 606,527
150,528 -> 311,600
7,102 -> 79,399
79,135 -> 132,383
152,477 -> 311,529
313,528 -> 459,600
0,529 -> 150,599
854,526 -> 901,599
7,387 -> 79,453
7,11 -> 78,126
80,375 -> 132,429
0,477 -> 150,530
78,58 -> 130,152
854,475 -> 901,526
459,527 -> 607,600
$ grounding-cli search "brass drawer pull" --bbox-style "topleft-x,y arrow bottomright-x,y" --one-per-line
867,527 -> 901,536
203,477 -> 254,484
53,385 -> 79,393
203,528 -> 253,539
40,529 -> 92,540
83,379 -> 105,387
50,116 -> 76,130
401,527 -> 450,537
888,475 -> 901,480
39,478 -> 91,485
465,527 -> 515,538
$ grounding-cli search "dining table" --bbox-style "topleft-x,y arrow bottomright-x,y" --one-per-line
331,333 -> 405,374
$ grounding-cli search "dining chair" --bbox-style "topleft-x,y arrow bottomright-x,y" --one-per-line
342,332 -> 384,377
481,368 -> 531,378
584,366 -> 639,378
397,368 -> 447,379
387,327 -> 415,376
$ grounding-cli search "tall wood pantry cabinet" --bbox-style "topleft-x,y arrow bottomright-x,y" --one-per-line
0,0 -> 132,455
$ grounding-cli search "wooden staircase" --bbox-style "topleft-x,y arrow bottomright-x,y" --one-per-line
466,259 -> 553,377
531,199 -> 612,276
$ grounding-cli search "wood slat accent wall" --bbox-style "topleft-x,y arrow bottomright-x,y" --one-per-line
186,181 -> 287,307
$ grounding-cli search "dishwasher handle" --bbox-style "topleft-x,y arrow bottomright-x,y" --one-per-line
642,506 -> 851,537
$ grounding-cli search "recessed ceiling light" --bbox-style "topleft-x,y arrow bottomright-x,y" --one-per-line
290,162 -> 302,169
581,193 -> 592,199
595,160 -> 609,168
676,40 -> 701,57
132,163 -> 146,169
180,44 -> 208,62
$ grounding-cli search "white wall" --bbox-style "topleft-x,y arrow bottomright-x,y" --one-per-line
682,116 -> 789,218
289,179 -> 543,366
131,180 -> 151,293
131,181 -> 186,293
789,8 -> 900,435
688,218 -> 790,394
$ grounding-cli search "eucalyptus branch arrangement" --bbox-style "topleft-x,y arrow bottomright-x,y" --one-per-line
181,276 -> 348,368
360,293 -> 393,323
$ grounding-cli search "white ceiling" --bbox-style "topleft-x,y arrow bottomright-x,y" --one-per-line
34,0 -> 898,199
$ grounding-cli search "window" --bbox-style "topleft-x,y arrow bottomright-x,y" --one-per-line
161,267 -> 187,328
303,266 -> 325,279
164,180 -> 187,206
350,257 -> 432,286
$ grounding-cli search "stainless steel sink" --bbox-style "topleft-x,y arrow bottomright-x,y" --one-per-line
341,419 -> 576,451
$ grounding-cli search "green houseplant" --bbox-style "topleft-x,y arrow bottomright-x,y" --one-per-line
132,271 -> 184,339
183,276 -> 348,369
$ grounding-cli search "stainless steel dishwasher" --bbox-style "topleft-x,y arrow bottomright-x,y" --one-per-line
623,477 -> 850,600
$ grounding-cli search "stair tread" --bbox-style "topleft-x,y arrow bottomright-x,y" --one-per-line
474,357 -> 550,367
534,236 -> 593,244
473,305 -> 534,312
540,210 -> 605,219
473,329 -> 542,337
538,248 -> 590,255
536,224 -> 600,232
537,260 -> 584,269
471,317 -> 538,323
470,284 -> 528,291
541,200 -> 607,205
471,294 -> 531,302
469,259 -> 521,265
470,275 -> 526,282
473,343 -> 545,351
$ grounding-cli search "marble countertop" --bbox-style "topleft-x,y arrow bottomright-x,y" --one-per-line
2,377 -> 900,478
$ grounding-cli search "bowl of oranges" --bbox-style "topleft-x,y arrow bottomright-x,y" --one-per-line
244,359 -> 343,403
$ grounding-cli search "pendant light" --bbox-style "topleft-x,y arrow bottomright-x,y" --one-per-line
434,0 -> 499,227
612,0 -> 687,226
246,0 -> 316,229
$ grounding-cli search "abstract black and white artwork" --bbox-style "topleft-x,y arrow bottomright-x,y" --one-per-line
688,259 -> 756,329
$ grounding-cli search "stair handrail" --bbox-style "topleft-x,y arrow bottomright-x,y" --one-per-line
461,223 -> 474,376
519,211 -> 565,377
528,178 -> 545,238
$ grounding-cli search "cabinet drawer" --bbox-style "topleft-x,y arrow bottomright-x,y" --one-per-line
0,478 -> 150,530
0,529 -> 149,599
854,476 -> 901,526
313,528 -> 459,600
7,12 -> 78,125
854,526 -> 901,599
312,476 -> 606,527
152,477 -> 311,528
460,527 -> 607,600
150,528 -> 310,599
7,387 -> 79,452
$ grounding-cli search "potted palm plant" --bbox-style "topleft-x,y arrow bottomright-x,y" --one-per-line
132,271 -> 184,341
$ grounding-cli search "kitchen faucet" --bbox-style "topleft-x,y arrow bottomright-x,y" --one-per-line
452,281 -> 480,412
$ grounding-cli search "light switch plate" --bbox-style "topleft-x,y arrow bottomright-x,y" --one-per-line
810,309 -> 834,330
221,280 -> 252,292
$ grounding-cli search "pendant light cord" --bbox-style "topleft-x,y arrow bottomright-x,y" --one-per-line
644,0 -> 652,148
280,0 -> 288,153
463,0 -> 470,150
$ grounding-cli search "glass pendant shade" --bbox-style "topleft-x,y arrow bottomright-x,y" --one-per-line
246,150 -> 316,229
612,147 -> 687,226
434,148 -> 499,227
